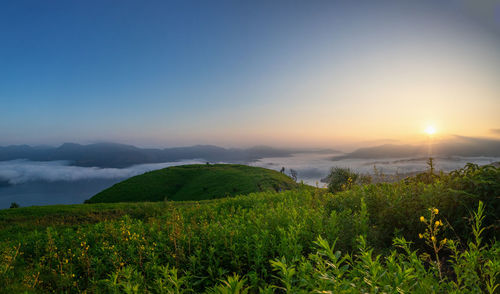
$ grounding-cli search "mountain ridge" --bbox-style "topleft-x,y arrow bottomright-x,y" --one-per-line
334,136 -> 500,160
0,143 -> 339,168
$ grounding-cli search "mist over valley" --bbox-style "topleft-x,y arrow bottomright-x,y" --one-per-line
1,140 -> 499,208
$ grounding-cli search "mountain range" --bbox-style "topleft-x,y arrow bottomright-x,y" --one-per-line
334,136 -> 500,160
0,143 -> 335,168
2,135 -> 498,169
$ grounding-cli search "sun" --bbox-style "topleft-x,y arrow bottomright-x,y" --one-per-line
425,125 -> 436,135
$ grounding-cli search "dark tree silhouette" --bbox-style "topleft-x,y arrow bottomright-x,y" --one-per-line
290,169 -> 298,182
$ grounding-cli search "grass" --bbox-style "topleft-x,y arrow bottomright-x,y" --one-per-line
86,164 -> 299,203
0,202 -> 161,240
0,163 -> 498,292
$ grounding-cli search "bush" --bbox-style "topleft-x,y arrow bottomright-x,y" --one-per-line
267,203 -> 499,293
9,202 -> 19,209
325,163 -> 500,250
326,167 -> 359,193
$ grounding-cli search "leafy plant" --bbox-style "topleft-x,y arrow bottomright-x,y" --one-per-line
326,167 -> 359,193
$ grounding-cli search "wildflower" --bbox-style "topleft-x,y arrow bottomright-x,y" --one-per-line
419,233 -> 423,239
441,238 -> 447,245
435,221 -> 440,226
420,216 -> 426,222
439,220 -> 443,226
431,236 -> 436,242
72,274 -> 75,278
433,208 -> 439,215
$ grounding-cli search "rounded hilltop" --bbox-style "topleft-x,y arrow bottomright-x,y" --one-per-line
86,164 -> 298,203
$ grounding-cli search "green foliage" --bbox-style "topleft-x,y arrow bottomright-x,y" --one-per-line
0,202 -> 168,240
326,163 -> 500,250
208,274 -> 249,294
86,164 -> 298,203
267,217 -> 499,293
410,157 -> 441,184
9,202 -> 19,209
0,163 -> 498,292
326,167 -> 359,193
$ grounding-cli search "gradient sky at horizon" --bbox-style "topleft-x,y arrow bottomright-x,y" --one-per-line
1,0 -> 500,148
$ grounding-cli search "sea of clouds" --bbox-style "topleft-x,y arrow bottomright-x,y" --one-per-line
1,154 -> 499,187
0,155 -> 498,208
250,153 -> 500,186
0,159 -> 205,185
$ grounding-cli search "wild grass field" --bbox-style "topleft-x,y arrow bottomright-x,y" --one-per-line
0,163 -> 498,293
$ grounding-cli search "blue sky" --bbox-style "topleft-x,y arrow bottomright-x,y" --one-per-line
1,0 -> 500,148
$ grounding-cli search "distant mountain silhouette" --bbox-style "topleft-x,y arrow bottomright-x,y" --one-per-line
0,143 -> 331,168
334,136 -> 500,160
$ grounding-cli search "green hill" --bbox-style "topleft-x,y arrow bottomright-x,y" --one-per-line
85,164 -> 298,203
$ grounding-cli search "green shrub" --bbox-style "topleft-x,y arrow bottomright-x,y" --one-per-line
325,163 -> 500,250
326,167 -> 359,193
266,202 -> 498,293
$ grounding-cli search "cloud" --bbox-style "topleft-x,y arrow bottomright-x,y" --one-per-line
0,159 -> 204,185
250,152 -> 500,185
1,153 -> 499,187
490,129 -> 500,135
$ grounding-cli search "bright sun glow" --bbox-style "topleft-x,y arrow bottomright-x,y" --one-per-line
425,125 -> 436,135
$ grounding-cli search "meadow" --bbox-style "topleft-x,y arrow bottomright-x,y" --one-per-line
0,163 -> 498,293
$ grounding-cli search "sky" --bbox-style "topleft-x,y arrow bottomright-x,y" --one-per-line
1,0 -> 500,148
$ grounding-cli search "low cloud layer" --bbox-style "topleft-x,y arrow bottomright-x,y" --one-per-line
0,159 -> 203,185
1,154 -> 499,187
251,153 -> 500,186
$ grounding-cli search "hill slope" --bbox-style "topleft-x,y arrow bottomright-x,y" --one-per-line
86,164 -> 298,203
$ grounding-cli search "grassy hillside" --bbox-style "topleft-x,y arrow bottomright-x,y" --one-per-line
86,164 -> 298,203
0,163 -> 498,293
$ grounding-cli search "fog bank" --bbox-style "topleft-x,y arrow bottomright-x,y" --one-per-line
0,159 -> 204,185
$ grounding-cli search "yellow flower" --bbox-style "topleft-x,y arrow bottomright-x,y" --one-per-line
433,208 -> 439,215
420,216 -> 425,222
435,221 -> 440,226
441,238 -> 447,244
431,236 -> 436,241
439,220 -> 443,226
419,233 -> 423,239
